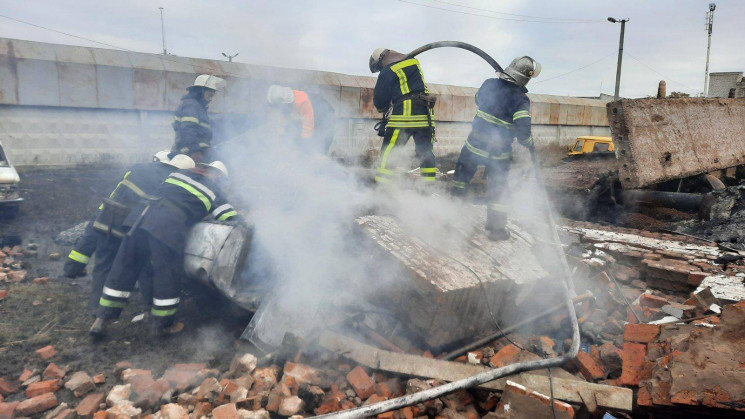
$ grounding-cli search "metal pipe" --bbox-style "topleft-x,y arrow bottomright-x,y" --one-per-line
619,189 -> 704,212
442,291 -> 594,361
406,41 -> 503,73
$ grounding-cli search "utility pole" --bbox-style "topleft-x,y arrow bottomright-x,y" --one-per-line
608,17 -> 629,101
704,3 -> 716,97
159,7 -> 167,55
222,52 -> 239,62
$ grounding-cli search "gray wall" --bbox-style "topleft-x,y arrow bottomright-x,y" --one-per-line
0,37 -> 609,167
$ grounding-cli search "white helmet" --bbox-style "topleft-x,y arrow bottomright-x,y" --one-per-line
203,160 -> 228,177
369,48 -> 389,73
502,56 -> 541,87
153,150 -> 171,163
192,74 -> 226,91
168,154 -> 196,170
267,85 -> 295,105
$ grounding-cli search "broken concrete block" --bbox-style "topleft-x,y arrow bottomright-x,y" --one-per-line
251,367 -> 279,392
26,379 -> 61,398
106,384 -> 132,406
237,408 -> 269,419
76,393 -> 105,418
283,363 -> 324,387
196,377 -> 222,403
229,353 -> 257,377
105,401 -> 141,419
159,403 -> 188,419
278,396 -> 305,417
16,393 -> 58,416
346,366 -> 374,400
65,371 -> 95,397
35,345 -> 56,360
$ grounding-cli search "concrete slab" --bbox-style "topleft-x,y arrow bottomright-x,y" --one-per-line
608,98 -> 745,189
356,206 -> 557,348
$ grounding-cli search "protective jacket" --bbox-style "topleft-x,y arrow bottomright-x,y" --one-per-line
138,169 -> 237,251
93,162 -> 176,238
173,88 -> 213,153
373,58 -> 434,129
468,77 -> 533,154
292,90 -> 314,139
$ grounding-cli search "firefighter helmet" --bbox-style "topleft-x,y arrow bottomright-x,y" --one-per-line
153,150 -> 171,163
502,56 -> 542,87
266,85 -> 295,105
204,160 -> 228,177
168,154 -> 196,170
369,48 -> 390,73
192,74 -> 226,91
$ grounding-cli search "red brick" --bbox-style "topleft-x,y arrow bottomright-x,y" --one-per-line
619,343 -> 647,386
623,323 -> 660,343
375,382 -> 392,399
32,277 -> 49,285
93,410 -> 107,419
364,394 -> 387,405
15,392 -> 57,416
35,345 -> 56,360
314,397 -> 341,415
573,351 -> 605,381
193,402 -> 212,418
637,385 -> 653,406
688,272 -> 708,286
0,290 -> 6,301
283,362 -> 323,386
639,293 -> 670,309
0,379 -> 18,396
0,401 -> 19,419
76,393 -> 105,418
17,370 -> 33,383
346,366 -> 375,400
43,363 -> 66,380
93,374 -> 105,385
211,403 -> 238,419
671,389 -> 698,405
25,379 -> 61,398
400,407 -> 414,419
489,344 -> 520,367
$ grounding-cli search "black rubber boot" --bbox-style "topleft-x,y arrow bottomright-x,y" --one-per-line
89,317 -> 107,339
486,210 -> 510,241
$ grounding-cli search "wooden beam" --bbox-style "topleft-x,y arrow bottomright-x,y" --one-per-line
319,331 -> 632,412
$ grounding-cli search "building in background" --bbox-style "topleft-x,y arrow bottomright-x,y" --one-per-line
707,72 -> 745,98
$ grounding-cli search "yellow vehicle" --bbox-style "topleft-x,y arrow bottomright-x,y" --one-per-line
567,136 -> 615,156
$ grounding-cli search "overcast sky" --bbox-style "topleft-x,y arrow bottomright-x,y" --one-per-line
1,0 -> 743,98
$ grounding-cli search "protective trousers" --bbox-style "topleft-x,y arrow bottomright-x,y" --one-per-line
87,234 -> 153,315
375,127 -> 436,184
97,229 -> 183,327
452,133 -> 512,231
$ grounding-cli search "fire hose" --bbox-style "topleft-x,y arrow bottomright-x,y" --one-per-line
311,42 -> 580,419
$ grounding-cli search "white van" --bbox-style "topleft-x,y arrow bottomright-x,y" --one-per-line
0,140 -> 23,217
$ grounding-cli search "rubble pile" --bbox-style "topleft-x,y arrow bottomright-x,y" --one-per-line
0,243 -> 57,289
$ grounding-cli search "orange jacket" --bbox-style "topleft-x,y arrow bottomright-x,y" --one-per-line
292,90 -> 314,139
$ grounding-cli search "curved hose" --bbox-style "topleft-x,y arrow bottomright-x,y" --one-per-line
310,43 -> 580,419
406,41 -> 504,73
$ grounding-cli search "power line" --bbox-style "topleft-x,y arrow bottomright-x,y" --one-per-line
532,53 -> 616,85
426,0 -> 600,23
398,0 -> 602,23
625,53 -> 700,94
0,13 -> 243,79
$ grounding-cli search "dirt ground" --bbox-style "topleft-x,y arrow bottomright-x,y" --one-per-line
0,166 -> 252,403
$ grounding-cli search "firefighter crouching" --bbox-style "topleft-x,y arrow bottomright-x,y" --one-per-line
369,48 -> 437,185
172,75 -> 226,163
62,151 -> 184,280
90,161 -> 239,338
451,56 -> 541,241
86,153 -> 196,314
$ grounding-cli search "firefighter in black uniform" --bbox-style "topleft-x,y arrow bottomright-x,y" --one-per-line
451,56 -> 541,241
62,151 -> 176,279
172,75 -> 225,163
86,154 -> 196,314
368,48 -> 437,185
91,161 -> 238,337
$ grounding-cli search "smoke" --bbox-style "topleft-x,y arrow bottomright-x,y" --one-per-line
214,85 -> 571,352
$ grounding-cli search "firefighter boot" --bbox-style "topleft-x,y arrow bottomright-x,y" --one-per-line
89,317 -> 107,339
486,210 -> 510,241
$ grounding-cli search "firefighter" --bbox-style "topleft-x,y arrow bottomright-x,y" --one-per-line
85,153 -> 196,314
91,161 -> 238,337
451,56 -> 541,241
369,48 -> 437,185
266,85 -> 337,154
172,75 -> 226,163
62,151 -> 177,279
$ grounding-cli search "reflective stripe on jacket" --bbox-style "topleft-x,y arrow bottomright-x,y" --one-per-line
373,58 -> 434,129
173,90 -> 213,151
471,78 -> 533,148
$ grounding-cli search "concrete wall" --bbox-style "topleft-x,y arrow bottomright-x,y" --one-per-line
0,37 -> 609,167
707,72 -> 745,98
608,98 -> 745,189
